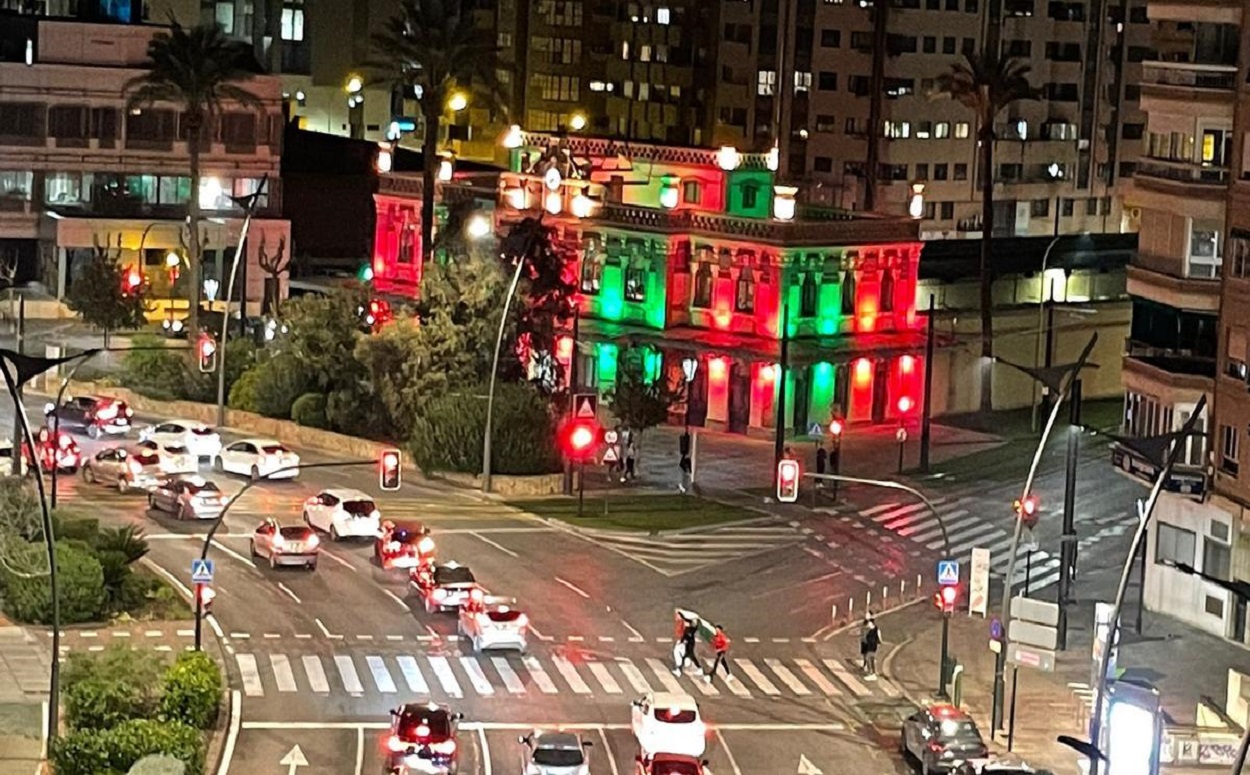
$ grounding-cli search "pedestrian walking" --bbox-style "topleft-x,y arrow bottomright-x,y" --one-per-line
705,624 -> 733,682
678,454 -> 692,493
623,439 -> 637,482
815,444 -> 828,487
860,613 -> 881,680
673,617 -> 702,675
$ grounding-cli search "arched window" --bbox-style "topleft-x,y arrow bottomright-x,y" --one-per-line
800,272 -> 819,317
625,262 -> 647,301
880,268 -> 895,312
736,268 -> 756,313
840,271 -> 856,316
693,263 -> 714,308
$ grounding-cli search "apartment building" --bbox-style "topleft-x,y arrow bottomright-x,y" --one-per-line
1129,0 -> 1250,644
0,11 -> 289,315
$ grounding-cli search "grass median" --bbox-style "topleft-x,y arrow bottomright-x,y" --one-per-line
508,494 -> 763,532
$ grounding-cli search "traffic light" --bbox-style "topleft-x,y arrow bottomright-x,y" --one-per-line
380,448 -> 402,491
1013,494 -> 1040,529
123,266 -> 142,294
828,417 -> 844,439
897,395 -> 914,414
563,420 -> 600,460
197,334 -> 217,373
196,583 -> 216,614
776,459 -> 800,502
934,585 -> 957,614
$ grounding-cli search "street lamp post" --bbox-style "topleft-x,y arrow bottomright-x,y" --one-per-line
919,294 -> 936,472
482,248 -> 529,494
772,290 -> 791,488
215,177 -> 269,429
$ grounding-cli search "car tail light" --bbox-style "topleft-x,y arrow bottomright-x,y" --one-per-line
418,537 -> 434,554
429,740 -> 456,755
96,403 -> 118,421
127,459 -> 142,475
387,735 -> 406,753
307,534 -> 320,549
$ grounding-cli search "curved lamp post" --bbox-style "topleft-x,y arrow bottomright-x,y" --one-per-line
0,348 -> 101,746
215,176 -> 269,429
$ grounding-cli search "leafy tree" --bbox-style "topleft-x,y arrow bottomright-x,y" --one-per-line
499,217 -> 578,392
246,353 -> 314,418
370,0 -> 506,262
606,354 -> 684,438
279,287 -> 370,391
290,393 -> 328,428
65,234 -> 148,345
408,383 -> 561,475
938,52 -> 1039,411
124,21 -> 261,337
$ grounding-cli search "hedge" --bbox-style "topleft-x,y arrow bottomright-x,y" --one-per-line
290,392 -> 328,429
408,383 -> 561,475
0,542 -> 105,624
160,651 -> 222,729
63,646 -> 165,731
53,719 -> 204,775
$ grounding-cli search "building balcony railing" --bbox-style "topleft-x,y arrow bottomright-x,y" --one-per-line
1141,61 -> 1237,91
593,202 -> 919,246
1134,158 -> 1229,185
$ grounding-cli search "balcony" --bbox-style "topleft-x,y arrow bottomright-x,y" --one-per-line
1135,158 -> 1229,187
593,203 -> 920,247
1142,61 -> 1237,91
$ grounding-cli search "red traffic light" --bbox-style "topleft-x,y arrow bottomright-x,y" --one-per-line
935,585 -> 957,613
196,583 -> 216,612
124,266 -> 142,292
562,420 -> 600,459
1013,494 -> 1039,526
197,334 -> 217,373
776,459 -> 800,502
897,395 -> 914,414
828,418 -> 844,437
380,449 -> 402,491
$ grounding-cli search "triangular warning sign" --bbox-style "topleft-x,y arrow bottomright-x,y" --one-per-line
602,446 -> 619,463
574,395 -> 597,419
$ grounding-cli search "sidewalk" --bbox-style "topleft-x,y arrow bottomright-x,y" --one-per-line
0,618 -> 49,775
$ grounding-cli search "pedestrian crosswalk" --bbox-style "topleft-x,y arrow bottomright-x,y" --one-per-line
573,523 -> 804,576
230,649 -> 903,702
850,497 -> 1133,596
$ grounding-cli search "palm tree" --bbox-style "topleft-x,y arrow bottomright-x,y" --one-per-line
937,51 -> 1039,411
124,21 -> 261,337
371,0 -> 505,263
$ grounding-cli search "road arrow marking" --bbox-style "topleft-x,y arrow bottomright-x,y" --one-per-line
280,744 -> 308,775
797,754 -> 823,775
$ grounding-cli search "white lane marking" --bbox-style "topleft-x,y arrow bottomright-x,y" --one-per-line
521,655 -> 558,694
355,727 -> 364,775
381,588 -> 410,611
718,667 -> 752,697
236,654 -> 263,696
478,726 -> 494,775
270,654 -> 297,693
620,619 -> 646,642
715,729 -> 745,775
315,618 -> 342,639
491,657 -> 526,694
319,550 -> 357,571
216,691 -> 241,775
396,656 -> 429,694
210,539 -> 255,568
302,656 -> 329,693
861,502 -> 899,517
794,658 -> 841,696
823,658 -> 870,698
616,659 -> 652,694
334,655 -> 364,695
687,669 -> 719,696
427,656 -> 463,697
276,583 -> 301,604
879,677 -> 903,698
551,656 -> 591,694
470,531 -> 519,558
644,658 -> 686,694
597,727 -> 621,775
765,659 -> 810,695
587,662 -> 622,694
553,576 -> 590,598
459,656 -> 495,696
366,656 -> 398,693
144,630 -> 162,637
733,659 -> 780,696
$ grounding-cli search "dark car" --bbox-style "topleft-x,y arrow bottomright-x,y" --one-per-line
384,702 -> 462,775
901,704 -> 988,775
45,395 -> 132,438
375,520 -> 434,570
638,753 -> 710,775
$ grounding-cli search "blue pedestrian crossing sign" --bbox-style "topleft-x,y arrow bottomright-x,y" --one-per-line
937,559 -> 960,586
190,559 -> 214,584
807,422 -> 825,438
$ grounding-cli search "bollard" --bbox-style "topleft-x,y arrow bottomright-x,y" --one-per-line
916,574 -> 922,596
831,604 -> 838,626
848,597 -> 854,621
951,664 -> 965,707
901,579 -> 907,598
882,585 -> 889,602
866,591 -> 872,613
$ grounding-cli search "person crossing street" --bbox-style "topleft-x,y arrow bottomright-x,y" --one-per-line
672,614 -> 703,675
860,613 -> 881,680
705,624 -> 733,682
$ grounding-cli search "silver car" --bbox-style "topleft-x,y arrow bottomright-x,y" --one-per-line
250,519 -> 320,570
519,731 -> 591,775
81,446 -> 163,492
148,476 -> 229,520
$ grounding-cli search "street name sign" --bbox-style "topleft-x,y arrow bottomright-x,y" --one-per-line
190,559 -> 214,584
1008,595 -> 1059,671
1006,642 -> 1056,672
1009,619 -> 1059,650
937,559 -> 959,586
573,394 -> 598,419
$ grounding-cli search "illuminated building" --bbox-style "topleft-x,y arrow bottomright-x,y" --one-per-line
0,15 -> 290,317
419,132 -> 924,432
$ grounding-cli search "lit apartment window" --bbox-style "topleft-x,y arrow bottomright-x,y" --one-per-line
589,80 -> 607,92
884,121 -> 910,138
215,1 -> 235,34
640,45 -> 652,62
621,41 -> 630,60
934,122 -> 950,138
954,122 -> 970,139
657,5 -> 670,23
916,121 -> 932,139
758,70 -> 777,96
281,0 -> 304,41
794,72 -> 812,92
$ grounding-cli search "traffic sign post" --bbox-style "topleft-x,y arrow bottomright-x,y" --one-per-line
935,558 -> 959,700
573,393 -> 598,420
937,559 -> 960,586
1004,596 -> 1060,751
190,559 -> 214,584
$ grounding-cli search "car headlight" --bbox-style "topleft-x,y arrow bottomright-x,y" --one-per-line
942,750 -> 954,759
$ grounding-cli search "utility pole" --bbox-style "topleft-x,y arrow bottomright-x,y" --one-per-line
773,291 -> 790,486
1057,378 -> 1082,649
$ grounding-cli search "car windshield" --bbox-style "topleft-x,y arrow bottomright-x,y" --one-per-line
164,445 -> 189,455
487,610 -> 523,623
279,526 -> 314,540
397,711 -> 451,740
937,719 -> 982,742
186,482 -> 220,495
133,453 -> 160,466
343,500 -> 377,516
190,427 -> 215,436
533,748 -> 584,767
655,708 -> 697,724
434,566 -> 474,585
652,761 -> 700,775
262,445 -> 288,454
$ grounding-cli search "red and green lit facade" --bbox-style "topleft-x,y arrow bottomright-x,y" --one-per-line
506,134 -> 927,433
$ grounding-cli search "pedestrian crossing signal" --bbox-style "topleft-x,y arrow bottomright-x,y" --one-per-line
380,449 -> 402,491
934,585 -> 957,614
776,459 -> 800,503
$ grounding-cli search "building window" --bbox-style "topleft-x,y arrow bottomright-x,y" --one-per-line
880,269 -> 895,312
1205,595 -> 1225,618
0,171 -> 33,200
800,273 -> 819,317
1061,198 -> 1074,217
281,0 -> 304,41
757,70 -> 777,96
693,263 -> 714,308
821,29 -> 841,47
818,72 -> 838,91
841,271 -> 856,315
815,114 -> 836,133
934,164 -> 948,181
657,6 -> 671,23
580,255 -> 602,294
914,163 -> 929,180
735,270 -> 756,313
885,121 -> 910,139
954,122 -> 970,139
1155,522 -> 1196,566
814,156 -> 833,172
1220,424 -> 1239,476
1031,198 -> 1050,218
215,0 -> 235,33
940,201 -> 954,219
794,72 -> 812,92
1204,524 -> 1231,580
625,264 -> 647,302
741,184 -> 759,209
953,164 -> 968,180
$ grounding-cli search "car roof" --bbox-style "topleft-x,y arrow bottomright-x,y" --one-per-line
162,419 -> 210,429
238,438 -> 283,447
322,488 -> 372,500
651,692 -> 698,711
399,701 -> 451,716
652,753 -> 701,763
533,731 -> 581,749
926,703 -> 973,721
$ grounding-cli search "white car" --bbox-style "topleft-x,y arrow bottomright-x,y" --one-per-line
631,692 -> 706,760
132,439 -> 197,475
302,488 -> 380,540
457,591 -> 528,652
139,420 -> 222,460
216,438 -> 301,480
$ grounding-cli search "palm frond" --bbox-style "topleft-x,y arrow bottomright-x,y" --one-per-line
122,19 -> 262,115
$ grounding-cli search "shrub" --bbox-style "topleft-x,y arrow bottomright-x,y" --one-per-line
290,392 -> 328,429
53,719 -> 203,775
159,651 -> 221,729
96,549 -> 132,615
63,646 -> 166,731
54,516 -> 100,545
0,542 -> 105,624
227,366 -> 262,412
325,384 -> 387,439
94,525 -> 149,564
250,354 -> 314,418
119,335 -> 189,401
408,383 -> 561,475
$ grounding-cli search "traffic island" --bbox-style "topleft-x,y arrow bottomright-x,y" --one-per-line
509,494 -> 767,532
